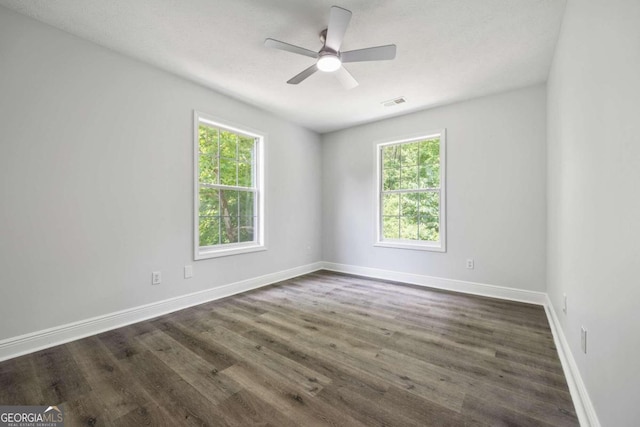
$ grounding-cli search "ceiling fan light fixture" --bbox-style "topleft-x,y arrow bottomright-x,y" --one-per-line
317,54 -> 341,72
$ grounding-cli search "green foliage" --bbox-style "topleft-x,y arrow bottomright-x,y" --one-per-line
198,124 -> 257,247
381,138 -> 441,242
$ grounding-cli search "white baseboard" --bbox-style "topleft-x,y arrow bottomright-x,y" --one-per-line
321,262 -> 547,305
544,296 -> 601,427
0,262 -> 323,362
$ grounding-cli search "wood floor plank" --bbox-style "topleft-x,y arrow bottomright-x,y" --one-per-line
95,322 -> 156,360
68,336 -> 149,421
241,328 -> 392,400
202,325 -> 332,396
30,345 -> 92,405
0,270 -> 578,426
60,394 -> 115,427
391,334 -> 569,393
0,355 -> 44,405
314,382 -> 421,427
136,329 -> 242,404
376,385 -> 468,426
461,392 -> 557,427
470,381 -> 579,426
290,330 -> 468,412
221,364 -> 368,427
157,319 -> 241,370
112,402 -> 175,427
216,389 -> 299,427
118,350 -> 233,426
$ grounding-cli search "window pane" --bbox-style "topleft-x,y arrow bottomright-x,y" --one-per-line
199,155 -> 218,184
199,216 -> 220,247
239,216 -> 255,242
419,192 -> 439,216
220,216 -> 238,244
419,215 -> 440,241
238,136 -> 255,164
238,162 -> 252,188
219,131 -> 237,160
383,167 -> 400,191
199,125 -> 218,155
401,193 -> 419,216
419,192 -> 440,242
419,139 -> 440,188
383,216 -> 400,239
400,216 -> 419,240
219,131 -> 238,184
382,193 -> 400,216
400,142 -> 419,167
382,145 -> 401,169
219,158 -> 237,186
419,139 -> 440,165
219,190 -> 239,217
238,191 -> 254,217
419,165 -> 439,189
199,188 -> 219,217
400,166 -> 419,190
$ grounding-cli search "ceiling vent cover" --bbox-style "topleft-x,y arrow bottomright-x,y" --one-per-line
382,97 -> 407,107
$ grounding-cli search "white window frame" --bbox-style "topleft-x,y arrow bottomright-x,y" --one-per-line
374,129 -> 446,252
194,111 -> 266,260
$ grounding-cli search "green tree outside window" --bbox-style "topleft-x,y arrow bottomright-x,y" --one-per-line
198,123 -> 257,247
380,137 -> 441,243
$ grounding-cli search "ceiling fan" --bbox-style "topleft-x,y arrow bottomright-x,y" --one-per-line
265,5 -> 396,89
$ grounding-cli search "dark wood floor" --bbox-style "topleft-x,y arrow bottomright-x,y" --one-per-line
0,271 -> 578,426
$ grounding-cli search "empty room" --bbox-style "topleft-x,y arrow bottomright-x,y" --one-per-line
0,0 -> 638,426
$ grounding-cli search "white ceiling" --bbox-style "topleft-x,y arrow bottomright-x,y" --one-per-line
0,0 -> 566,133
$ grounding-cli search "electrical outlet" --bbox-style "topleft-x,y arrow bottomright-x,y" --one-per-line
562,293 -> 567,314
581,326 -> 587,354
184,265 -> 193,279
466,259 -> 474,269
152,271 -> 161,285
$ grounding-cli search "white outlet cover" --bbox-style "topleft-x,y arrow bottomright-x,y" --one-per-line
184,265 -> 193,279
152,271 -> 161,285
581,326 -> 587,354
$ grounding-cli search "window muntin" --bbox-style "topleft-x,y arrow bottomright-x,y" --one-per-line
376,131 -> 446,252
195,112 -> 265,259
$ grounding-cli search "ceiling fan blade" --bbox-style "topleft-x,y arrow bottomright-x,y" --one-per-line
287,64 -> 319,85
264,38 -> 318,59
341,45 -> 397,63
335,66 -> 358,90
325,6 -> 352,52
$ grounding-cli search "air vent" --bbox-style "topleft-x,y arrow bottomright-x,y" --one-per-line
382,96 -> 407,107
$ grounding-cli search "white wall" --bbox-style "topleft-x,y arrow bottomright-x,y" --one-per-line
322,85 -> 547,291
0,7 -> 322,341
547,0 -> 640,425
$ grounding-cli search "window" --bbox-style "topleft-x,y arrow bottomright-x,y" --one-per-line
376,130 -> 446,252
194,112 -> 265,259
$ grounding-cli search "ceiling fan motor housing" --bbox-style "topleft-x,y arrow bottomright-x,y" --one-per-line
319,28 -> 328,45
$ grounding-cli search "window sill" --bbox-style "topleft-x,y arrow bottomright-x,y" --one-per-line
196,243 -> 266,260
374,241 -> 446,253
